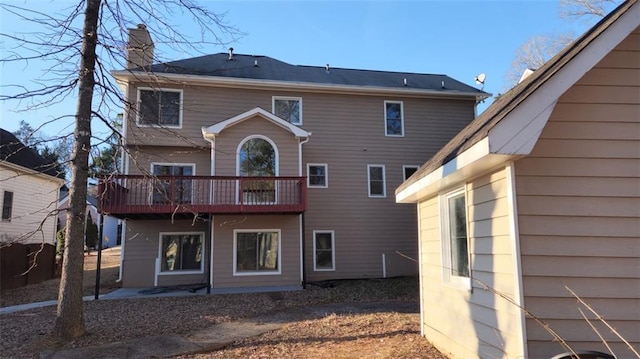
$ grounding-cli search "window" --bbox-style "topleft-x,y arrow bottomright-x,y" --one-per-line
307,164 -> 328,188
441,187 -> 470,288
159,233 -> 204,273
403,165 -> 419,181
273,97 -> 302,125
2,191 -> 13,221
314,230 -> 335,271
384,101 -> 404,136
238,137 -> 277,204
367,165 -> 386,198
151,164 -> 194,204
234,230 -> 280,275
137,88 -> 182,127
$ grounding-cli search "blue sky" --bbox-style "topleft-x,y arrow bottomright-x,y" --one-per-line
0,0 -> 605,139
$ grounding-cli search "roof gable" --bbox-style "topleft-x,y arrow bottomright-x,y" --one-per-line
0,128 -> 61,178
397,0 -> 639,202
202,107 -> 311,139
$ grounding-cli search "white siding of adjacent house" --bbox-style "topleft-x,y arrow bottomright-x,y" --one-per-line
516,27 -> 640,359
418,168 -> 524,359
0,165 -> 60,245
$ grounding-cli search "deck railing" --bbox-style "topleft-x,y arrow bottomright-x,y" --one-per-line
98,175 -> 307,216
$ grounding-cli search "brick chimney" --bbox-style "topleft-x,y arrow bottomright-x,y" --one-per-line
127,24 -> 154,69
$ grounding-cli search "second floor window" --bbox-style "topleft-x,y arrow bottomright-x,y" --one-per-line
273,97 -> 302,125
385,101 -> 404,136
138,89 -> 182,127
307,164 -> 328,188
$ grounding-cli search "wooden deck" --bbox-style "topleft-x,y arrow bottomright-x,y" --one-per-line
98,175 -> 306,219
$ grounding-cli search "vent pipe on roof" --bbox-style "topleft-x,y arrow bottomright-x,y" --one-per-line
325,64 -> 330,73
403,78 -> 407,86
441,81 -> 445,89
254,59 -> 258,67
228,47 -> 234,61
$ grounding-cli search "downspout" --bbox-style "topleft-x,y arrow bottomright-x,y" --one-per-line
298,136 -> 310,288
117,83 -> 130,283
202,129 -> 216,293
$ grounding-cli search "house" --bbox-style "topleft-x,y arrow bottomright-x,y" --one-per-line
395,1 -> 639,358
0,129 -> 65,244
98,25 -> 487,290
58,189 -> 121,249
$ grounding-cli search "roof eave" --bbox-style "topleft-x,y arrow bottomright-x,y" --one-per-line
1,161 -> 66,185
111,70 -> 486,100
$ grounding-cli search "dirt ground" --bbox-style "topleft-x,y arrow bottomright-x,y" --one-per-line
177,311 -> 449,359
0,246 -> 121,307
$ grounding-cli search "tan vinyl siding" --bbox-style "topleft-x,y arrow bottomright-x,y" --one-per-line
516,28 -> 640,359
213,116 -> 300,176
418,168 -> 523,359
212,215 -> 300,288
126,146 -> 210,176
122,219 -> 208,288
120,79 -> 477,285
0,165 -> 60,244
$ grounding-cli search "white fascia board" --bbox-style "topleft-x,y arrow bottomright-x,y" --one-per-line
202,107 -> 311,139
396,138 -> 513,203
111,71 -> 485,100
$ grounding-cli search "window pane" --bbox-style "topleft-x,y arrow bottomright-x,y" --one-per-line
385,102 -> 402,136
275,99 -> 300,124
139,90 -> 159,125
309,165 -> 326,186
236,233 -> 257,271
257,232 -> 278,270
161,234 -> 202,272
160,91 -> 180,125
239,138 -> 275,177
315,232 -> 333,270
2,191 -> 13,220
449,195 -> 469,277
236,231 -> 279,272
369,166 -> 384,196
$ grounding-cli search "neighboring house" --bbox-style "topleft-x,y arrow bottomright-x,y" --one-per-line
396,2 -> 639,359
99,25 -> 487,290
58,189 -> 121,249
0,129 -> 65,244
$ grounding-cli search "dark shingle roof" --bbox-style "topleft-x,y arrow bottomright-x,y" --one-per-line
134,53 -> 485,95
397,0 -> 637,194
0,128 -> 60,178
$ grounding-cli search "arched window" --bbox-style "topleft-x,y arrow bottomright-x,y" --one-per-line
238,137 -> 276,177
237,136 -> 278,204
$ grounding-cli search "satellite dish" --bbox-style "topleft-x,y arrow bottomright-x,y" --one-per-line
474,73 -> 486,85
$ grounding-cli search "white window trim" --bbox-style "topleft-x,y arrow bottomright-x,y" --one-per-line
439,186 -> 471,290
384,100 -> 404,137
233,229 -> 282,276
402,165 -> 420,181
367,164 -> 386,198
307,163 -> 328,188
272,96 -> 303,125
313,230 -> 335,271
136,87 -> 183,129
156,231 -> 205,276
150,163 -> 196,205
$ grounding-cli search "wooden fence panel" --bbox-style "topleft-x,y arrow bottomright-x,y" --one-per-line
0,243 -> 57,290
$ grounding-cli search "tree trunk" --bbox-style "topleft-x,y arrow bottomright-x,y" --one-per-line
53,0 -> 100,339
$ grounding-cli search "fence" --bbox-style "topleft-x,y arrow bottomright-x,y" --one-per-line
0,243 -> 58,290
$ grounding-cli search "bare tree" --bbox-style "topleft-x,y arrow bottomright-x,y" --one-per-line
503,0 -> 621,90
0,0 -> 239,339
